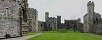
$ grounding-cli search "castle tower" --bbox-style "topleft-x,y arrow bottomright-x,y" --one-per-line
87,1 -> 94,32
57,16 -> 61,29
45,12 -> 49,30
84,1 -> 95,32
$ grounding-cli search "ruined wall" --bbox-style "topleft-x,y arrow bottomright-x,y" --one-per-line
27,8 -> 38,32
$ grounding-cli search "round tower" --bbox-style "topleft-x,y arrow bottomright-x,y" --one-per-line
87,1 -> 95,32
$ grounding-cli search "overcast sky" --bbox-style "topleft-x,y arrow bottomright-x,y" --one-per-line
28,0 -> 102,23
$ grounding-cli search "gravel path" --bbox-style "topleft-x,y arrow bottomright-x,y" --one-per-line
1,33 -> 43,40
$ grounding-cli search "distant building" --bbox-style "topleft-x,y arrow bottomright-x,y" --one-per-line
64,18 -> 83,31
64,19 -> 78,29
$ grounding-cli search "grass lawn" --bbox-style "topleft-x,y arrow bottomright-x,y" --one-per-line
28,30 -> 102,40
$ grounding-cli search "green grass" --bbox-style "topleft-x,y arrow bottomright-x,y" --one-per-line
28,30 -> 102,40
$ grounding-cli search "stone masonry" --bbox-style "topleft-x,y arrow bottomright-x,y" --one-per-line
84,1 -> 102,34
27,8 -> 38,32
0,0 -> 21,37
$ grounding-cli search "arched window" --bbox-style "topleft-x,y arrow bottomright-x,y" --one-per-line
41,24 -> 42,26
96,18 -> 98,21
49,24 -> 50,26
96,18 -> 99,23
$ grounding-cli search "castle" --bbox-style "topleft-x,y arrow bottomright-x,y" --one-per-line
1,0 -> 102,39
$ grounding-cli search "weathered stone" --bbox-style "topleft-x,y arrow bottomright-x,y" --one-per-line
18,0 -> 29,36
27,8 -> 38,32
84,1 -> 102,34
0,0 -> 21,38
